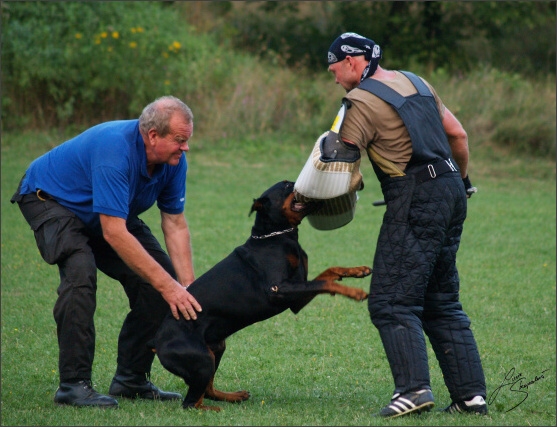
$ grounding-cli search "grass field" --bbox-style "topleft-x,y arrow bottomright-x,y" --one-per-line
1,131 -> 555,426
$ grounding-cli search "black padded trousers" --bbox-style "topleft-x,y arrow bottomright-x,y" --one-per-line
368,173 -> 486,402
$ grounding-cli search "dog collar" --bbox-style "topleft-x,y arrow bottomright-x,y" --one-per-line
251,227 -> 295,239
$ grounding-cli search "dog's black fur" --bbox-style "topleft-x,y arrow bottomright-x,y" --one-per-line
152,180 -> 371,411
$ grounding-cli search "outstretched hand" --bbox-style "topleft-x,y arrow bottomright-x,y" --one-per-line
164,283 -> 202,320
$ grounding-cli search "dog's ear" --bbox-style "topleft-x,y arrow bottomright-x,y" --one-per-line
249,197 -> 268,216
249,198 -> 262,216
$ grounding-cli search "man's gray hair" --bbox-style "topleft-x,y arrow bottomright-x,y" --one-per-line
139,95 -> 193,136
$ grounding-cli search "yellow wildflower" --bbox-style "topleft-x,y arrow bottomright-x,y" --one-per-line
129,41 -> 137,49
112,31 -> 119,39
75,33 -> 82,39
101,31 -> 108,38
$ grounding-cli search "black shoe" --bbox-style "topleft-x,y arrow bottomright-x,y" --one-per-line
54,380 -> 118,408
443,396 -> 488,415
379,389 -> 435,419
109,373 -> 182,401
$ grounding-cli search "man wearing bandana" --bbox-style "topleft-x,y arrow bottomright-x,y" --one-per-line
326,32 -> 487,418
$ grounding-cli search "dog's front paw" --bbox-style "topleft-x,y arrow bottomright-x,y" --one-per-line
318,266 -> 372,281
338,266 -> 372,279
353,288 -> 369,301
339,286 -> 368,301
354,266 -> 372,278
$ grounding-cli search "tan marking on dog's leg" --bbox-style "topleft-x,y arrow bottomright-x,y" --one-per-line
205,377 -> 251,403
191,395 -> 222,412
313,266 -> 372,301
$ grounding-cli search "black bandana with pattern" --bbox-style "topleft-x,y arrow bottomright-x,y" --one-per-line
327,32 -> 383,81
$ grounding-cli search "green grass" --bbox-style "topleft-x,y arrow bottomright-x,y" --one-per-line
1,131 -> 555,426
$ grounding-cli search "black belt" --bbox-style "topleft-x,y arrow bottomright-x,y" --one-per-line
409,159 -> 459,184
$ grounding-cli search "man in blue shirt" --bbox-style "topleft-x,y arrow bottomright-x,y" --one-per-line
11,96 -> 202,407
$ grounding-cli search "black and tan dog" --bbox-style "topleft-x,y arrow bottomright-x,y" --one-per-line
152,180 -> 371,411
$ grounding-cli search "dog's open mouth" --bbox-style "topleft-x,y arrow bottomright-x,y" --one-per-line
291,193 -> 324,215
291,199 -> 306,212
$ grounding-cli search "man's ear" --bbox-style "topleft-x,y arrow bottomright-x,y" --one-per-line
146,128 -> 158,145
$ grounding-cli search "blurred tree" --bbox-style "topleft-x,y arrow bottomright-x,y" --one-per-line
180,1 -> 555,76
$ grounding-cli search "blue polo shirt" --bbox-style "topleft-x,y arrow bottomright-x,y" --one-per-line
19,120 -> 187,235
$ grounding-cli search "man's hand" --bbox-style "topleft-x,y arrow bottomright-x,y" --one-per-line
463,175 -> 478,198
162,281 -> 202,321
99,214 -> 202,320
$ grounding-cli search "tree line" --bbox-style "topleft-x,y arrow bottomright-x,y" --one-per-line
2,1 -> 555,138
182,1 -> 556,76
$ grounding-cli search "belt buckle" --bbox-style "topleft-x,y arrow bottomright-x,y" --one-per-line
427,164 -> 436,179
36,189 -> 51,201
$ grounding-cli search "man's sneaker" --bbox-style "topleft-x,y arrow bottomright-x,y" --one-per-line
443,396 -> 488,415
379,389 -> 435,418
54,380 -> 119,408
109,373 -> 182,401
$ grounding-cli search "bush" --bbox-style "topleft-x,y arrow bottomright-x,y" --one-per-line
1,2 -> 200,129
489,72 -> 556,158
195,58 -> 343,144
428,67 -> 556,159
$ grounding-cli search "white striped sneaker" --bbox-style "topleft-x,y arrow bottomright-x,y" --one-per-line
443,395 -> 488,415
379,389 -> 435,418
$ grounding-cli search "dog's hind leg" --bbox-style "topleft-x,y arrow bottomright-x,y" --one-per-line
156,329 -> 221,411
204,341 -> 251,403
204,377 -> 251,403
178,347 -> 220,411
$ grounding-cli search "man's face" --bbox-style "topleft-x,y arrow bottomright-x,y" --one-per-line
328,56 -> 359,92
148,113 -> 193,166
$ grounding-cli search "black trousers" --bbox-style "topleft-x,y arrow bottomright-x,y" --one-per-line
14,191 -> 174,383
368,173 -> 486,402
